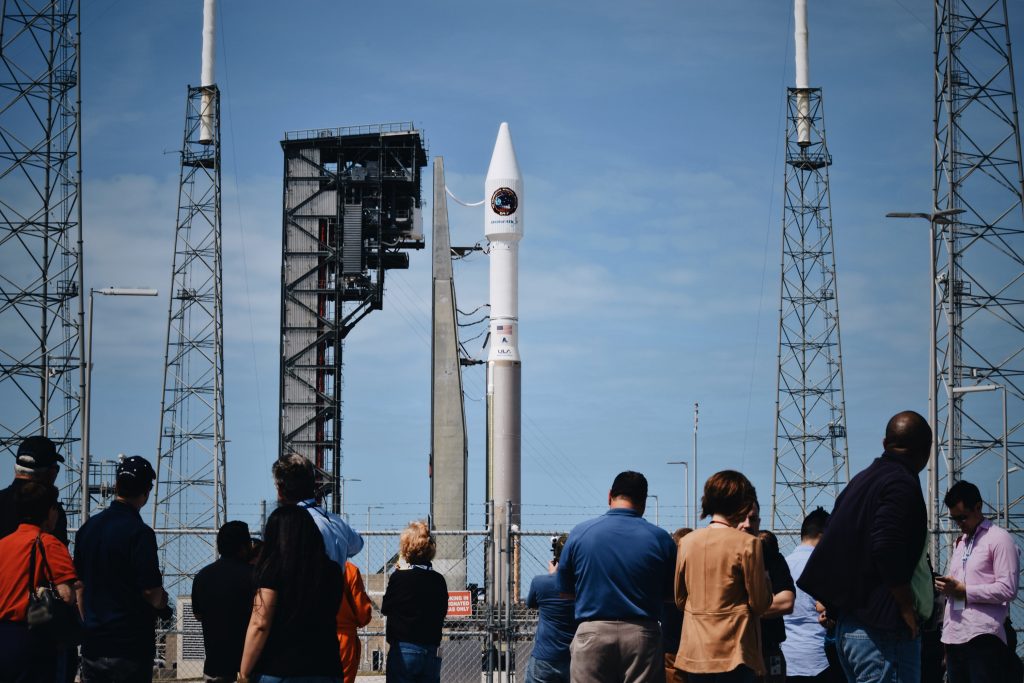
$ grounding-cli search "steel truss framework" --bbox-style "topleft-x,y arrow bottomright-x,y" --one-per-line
279,123 -> 426,514
0,0 -> 84,523
934,0 -> 1024,641
772,88 -> 850,533
153,85 -> 226,598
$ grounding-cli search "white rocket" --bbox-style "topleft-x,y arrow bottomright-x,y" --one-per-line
199,0 -> 216,144
795,0 -> 811,146
485,123 -> 522,577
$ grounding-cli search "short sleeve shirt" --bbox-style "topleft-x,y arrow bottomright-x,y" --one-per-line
526,573 -> 577,662
254,557 -> 344,678
762,544 -> 795,651
73,500 -> 163,659
192,557 -> 255,677
0,524 -> 76,621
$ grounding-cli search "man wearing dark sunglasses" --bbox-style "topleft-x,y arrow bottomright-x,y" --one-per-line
935,480 -> 1020,683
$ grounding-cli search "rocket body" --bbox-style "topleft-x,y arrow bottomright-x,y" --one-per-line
485,123 -> 522,606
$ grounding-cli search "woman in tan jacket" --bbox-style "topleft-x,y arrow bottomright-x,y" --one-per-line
673,470 -> 773,683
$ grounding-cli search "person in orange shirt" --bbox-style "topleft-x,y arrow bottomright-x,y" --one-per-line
0,481 -> 79,682
337,560 -> 374,681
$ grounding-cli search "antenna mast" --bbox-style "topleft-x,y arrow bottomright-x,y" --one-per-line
153,0 -> 227,600
772,0 -> 850,532
933,0 -> 1024,638
0,1 -> 85,525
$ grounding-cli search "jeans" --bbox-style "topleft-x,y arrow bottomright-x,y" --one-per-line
525,655 -> 571,683
81,655 -> 152,683
386,642 -> 441,683
945,634 -> 1008,683
835,615 -> 920,683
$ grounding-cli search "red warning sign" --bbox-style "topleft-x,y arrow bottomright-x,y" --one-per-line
447,591 -> 473,618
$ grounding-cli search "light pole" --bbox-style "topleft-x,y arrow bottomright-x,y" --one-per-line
885,208 -> 964,558
82,286 -> 158,520
647,495 -> 660,527
365,504 -> 384,579
667,460 -> 689,527
339,476 -> 361,521
996,466 -> 1021,524
950,384 -> 1008,526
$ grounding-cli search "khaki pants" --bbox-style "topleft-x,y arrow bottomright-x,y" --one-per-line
570,619 -> 665,683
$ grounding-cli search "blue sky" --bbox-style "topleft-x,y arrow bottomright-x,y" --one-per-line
67,1 -> 1021,534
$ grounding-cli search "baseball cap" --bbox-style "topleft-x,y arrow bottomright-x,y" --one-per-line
116,455 -> 156,482
16,436 -> 64,470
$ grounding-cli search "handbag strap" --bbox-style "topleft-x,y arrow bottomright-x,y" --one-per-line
36,535 -> 56,586
26,534 -> 38,597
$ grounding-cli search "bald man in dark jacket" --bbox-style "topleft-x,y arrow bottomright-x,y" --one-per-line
798,410 -> 930,683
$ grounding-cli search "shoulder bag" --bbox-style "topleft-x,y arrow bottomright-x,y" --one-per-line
25,533 -> 82,646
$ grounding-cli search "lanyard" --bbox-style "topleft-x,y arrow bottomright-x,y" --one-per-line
960,532 -> 978,574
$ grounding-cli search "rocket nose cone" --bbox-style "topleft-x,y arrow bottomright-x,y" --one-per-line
486,122 -> 521,181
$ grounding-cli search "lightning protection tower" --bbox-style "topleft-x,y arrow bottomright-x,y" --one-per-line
153,0 -> 226,600
772,0 -> 850,534
0,1 -> 84,525
279,123 -> 426,513
933,0 -> 1024,641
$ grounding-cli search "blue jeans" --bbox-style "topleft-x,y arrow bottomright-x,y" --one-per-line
525,655 -> 570,683
386,642 -> 441,683
835,615 -> 920,683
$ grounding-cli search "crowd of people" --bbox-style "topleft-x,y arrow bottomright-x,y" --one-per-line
527,410 -> 1021,683
0,443 -> 448,683
0,408 -> 1020,683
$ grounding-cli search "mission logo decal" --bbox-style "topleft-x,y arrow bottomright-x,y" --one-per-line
490,187 -> 518,216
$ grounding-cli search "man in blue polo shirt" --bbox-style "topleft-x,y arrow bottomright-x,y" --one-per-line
557,471 -> 677,683
75,455 -> 168,683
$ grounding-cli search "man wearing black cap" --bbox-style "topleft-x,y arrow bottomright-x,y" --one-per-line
0,435 -> 69,543
75,455 -> 168,683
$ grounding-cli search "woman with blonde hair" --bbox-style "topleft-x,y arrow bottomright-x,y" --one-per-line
673,471 -> 773,683
382,520 -> 448,683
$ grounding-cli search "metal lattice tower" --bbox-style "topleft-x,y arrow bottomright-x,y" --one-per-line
0,0 -> 84,524
153,85 -> 226,598
933,0 -> 1024,640
279,124 -> 426,514
771,88 -> 850,533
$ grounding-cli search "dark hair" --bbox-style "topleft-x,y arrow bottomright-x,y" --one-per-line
758,529 -> 780,556
272,455 -> 316,502
217,520 -> 251,557
800,507 -> 829,540
15,482 -> 58,524
255,505 -> 332,629
610,471 -> 647,505
944,480 -> 982,510
672,528 -> 693,544
701,470 -> 757,523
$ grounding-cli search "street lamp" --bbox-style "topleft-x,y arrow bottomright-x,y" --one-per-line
996,466 -> 1021,524
647,495 -> 660,527
885,208 -> 965,557
82,286 -> 158,520
365,504 -> 384,579
951,383 -> 1009,526
339,476 -> 361,521
667,460 -> 689,527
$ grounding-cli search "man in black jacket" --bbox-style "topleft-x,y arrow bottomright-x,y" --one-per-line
797,410 -> 930,683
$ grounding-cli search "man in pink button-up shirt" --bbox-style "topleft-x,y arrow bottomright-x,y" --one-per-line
935,480 -> 1020,683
